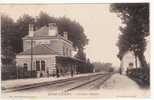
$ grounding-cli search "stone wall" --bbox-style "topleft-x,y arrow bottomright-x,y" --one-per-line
23,39 -> 51,51
23,38 -> 72,57
16,55 -> 56,76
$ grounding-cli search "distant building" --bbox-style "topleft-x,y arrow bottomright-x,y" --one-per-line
16,23 -> 83,78
120,50 -> 141,74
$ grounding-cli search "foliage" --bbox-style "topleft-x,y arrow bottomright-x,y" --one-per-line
92,62 -> 114,72
77,59 -> 94,73
14,14 -> 35,52
1,64 -> 17,80
127,68 -> 150,88
57,17 -> 88,50
35,12 -> 88,60
110,3 -> 149,68
35,12 -> 57,29
74,48 -> 86,61
1,14 -> 16,64
35,12 -> 88,50
1,12 -> 89,63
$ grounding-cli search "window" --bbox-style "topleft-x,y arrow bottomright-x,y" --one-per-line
129,62 -> 133,66
41,60 -> 45,71
69,49 -> 72,56
63,46 -> 65,56
36,61 -> 40,71
36,40 -> 50,45
23,63 -> 28,71
128,62 -> 134,69
66,48 -> 68,56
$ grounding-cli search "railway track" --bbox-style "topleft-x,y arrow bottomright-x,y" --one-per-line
3,72 -> 114,93
66,72 -> 114,91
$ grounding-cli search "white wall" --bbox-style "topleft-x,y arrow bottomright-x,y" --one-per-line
121,51 -> 141,74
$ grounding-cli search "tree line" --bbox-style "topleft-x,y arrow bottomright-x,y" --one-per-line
1,11 -> 89,65
92,62 -> 114,72
110,3 -> 149,69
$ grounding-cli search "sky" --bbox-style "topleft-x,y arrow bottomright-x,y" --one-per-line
0,4 -> 150,67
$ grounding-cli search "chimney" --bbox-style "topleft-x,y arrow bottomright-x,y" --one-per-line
29,24 -> 34,37
63,31 -> 68,40
48,23 -> 58,36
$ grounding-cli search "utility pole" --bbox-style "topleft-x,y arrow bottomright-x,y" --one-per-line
28,23 -> 34,78
31,38 -> 33,77
30,19 -> 36,77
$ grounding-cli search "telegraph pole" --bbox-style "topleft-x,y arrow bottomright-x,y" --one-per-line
31,37 -> 33,77
29,23 -> 34,77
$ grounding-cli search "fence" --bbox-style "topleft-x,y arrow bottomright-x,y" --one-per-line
2,64 -> 17,80
2,65 -> 37,80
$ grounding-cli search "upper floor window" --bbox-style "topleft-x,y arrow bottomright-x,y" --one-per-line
66,48 -> 68,56
69,49 -> 72,56
26,40 -> 35,44
35,40 -> 50,45
63,46 -> 65,56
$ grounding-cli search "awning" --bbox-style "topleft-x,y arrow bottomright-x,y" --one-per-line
56,56 -> 84,64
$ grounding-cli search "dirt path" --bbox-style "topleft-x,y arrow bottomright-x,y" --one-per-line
100,73 -> 150,98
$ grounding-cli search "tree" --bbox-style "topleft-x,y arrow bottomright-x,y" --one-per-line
35,12 -> 88,60
35,11 -> 57,29
57,16 -> 88,50
1,12 -> 89,64
15,14 -> 35,52
34,12 -> 88,50
74,48 -> 86,61
92,62 -> 113,72
86,59 -> 94,72
110,3 -> 149,68
1,14 -> 16,65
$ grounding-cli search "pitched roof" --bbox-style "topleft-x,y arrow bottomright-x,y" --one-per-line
33,26 -> 49,37
18,44 -> 60,55
23,24 -> 73,44
24,26 -> 49,38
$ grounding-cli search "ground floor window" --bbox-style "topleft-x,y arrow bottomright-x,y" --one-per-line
23,63 -> 28,71
36,61 -> 40,71
41,60 -> 45,71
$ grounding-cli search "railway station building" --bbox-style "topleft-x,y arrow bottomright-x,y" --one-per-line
120,50 -> 141,74
16,23 -> 83,78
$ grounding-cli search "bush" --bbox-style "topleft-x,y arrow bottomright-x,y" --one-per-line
1,64 -> 17,80
93,62 -> 114,72
127,67 -> 150,87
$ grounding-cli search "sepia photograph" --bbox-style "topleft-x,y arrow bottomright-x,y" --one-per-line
0,3 -> 150,98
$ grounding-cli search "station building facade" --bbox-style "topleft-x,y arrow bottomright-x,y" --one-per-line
16,23 -> 82,78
